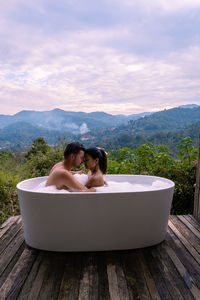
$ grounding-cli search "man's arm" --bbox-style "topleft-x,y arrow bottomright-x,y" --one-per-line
70,170 -> 84,175
57,170 -> 96,192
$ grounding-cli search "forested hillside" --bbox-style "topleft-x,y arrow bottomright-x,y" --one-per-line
0,105 -> 199,153
117,106 -> 200,135
85,121 -> 200,155
0,122 -> 67,149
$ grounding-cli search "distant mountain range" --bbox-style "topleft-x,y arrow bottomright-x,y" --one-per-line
0,104 -> 199,152
0,109 -> 151,134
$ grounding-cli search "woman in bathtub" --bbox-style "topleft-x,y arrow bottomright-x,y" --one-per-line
73,147 -> 107,187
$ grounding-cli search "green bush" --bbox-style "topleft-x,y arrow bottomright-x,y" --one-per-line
24,137 -> 64,177
0,171 -> 20,224
0,136 -> 198,225
107,137 -> 197,214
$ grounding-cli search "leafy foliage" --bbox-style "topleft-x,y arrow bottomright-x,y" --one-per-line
0,136 -> 198,224
24,137 -> 64,177
107,137 -> 197,214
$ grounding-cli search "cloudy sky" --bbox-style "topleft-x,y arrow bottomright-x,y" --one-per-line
1,0 -> 200,115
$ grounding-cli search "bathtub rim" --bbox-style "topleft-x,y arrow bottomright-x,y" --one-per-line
17,174 -> 175,195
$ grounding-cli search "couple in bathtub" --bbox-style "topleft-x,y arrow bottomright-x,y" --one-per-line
46,142 -> 107,192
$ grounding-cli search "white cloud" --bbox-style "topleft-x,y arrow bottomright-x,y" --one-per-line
0,0 -> 200,115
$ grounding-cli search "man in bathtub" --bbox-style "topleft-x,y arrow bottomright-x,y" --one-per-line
46,142 -> 96,192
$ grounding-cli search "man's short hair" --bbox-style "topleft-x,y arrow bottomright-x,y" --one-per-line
64,142 -> 85,159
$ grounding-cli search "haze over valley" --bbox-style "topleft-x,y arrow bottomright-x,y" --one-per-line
0,104 -> 199,155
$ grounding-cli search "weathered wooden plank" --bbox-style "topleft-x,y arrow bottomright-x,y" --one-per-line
0,215 -> 200,300
78,253 -> 99,300
0,242 -> 25,289
17,251 -> 45,300
164,243 -> 200,299
0,217 -> 22,254
36,252 -> 66,300
107,252 -> 130,300
0,245 -> 38,300
170,216 -> 200,254
166,228 -> 200,291
122,250 -> 151,300
139,252 -> 161,300
96,252 -> 110,300
159,239 -> 195,300
168,220 -> 200,265
0,216 -> 19,237
78,254 -> 90,300
57,253 -> 82,300
107,263 -> 120,300
115,260 -> 130,300
152,243 -> 187,300
88,253 -> 99,300
177,215 -> 200,240
0,228 -> 24,279
142,247 -> 173,300
183,215 -> 200,233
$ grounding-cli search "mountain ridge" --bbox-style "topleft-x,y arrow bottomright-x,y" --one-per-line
0,104 -> 199,152
0,108 -> 152,134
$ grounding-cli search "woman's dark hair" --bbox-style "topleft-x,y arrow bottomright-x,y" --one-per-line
64,142 -> 85,159
85,147 -> 107,174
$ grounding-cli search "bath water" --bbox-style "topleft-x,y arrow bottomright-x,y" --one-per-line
32,173 -> 171,193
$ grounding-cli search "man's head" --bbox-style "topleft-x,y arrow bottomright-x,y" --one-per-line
64,142 -> 85,168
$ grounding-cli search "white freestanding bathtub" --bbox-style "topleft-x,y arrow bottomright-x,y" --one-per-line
17,175 -> 174,252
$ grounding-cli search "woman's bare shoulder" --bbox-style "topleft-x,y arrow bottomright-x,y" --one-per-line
86,173 -> 104,187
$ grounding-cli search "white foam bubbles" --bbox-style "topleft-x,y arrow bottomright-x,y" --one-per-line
96,180 -> 170,193
31,180 -> 70,193
32,175 -> 171,193
73,173 -> 88,185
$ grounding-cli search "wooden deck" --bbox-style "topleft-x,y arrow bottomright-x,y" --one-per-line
0,215 -> 200,299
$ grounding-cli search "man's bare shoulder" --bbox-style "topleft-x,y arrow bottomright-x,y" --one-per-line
51,167 -> 70,177
46,165 -> 71,188
50,162 -> 65,174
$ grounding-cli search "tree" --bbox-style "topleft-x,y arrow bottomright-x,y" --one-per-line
25,137 -> 51,158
